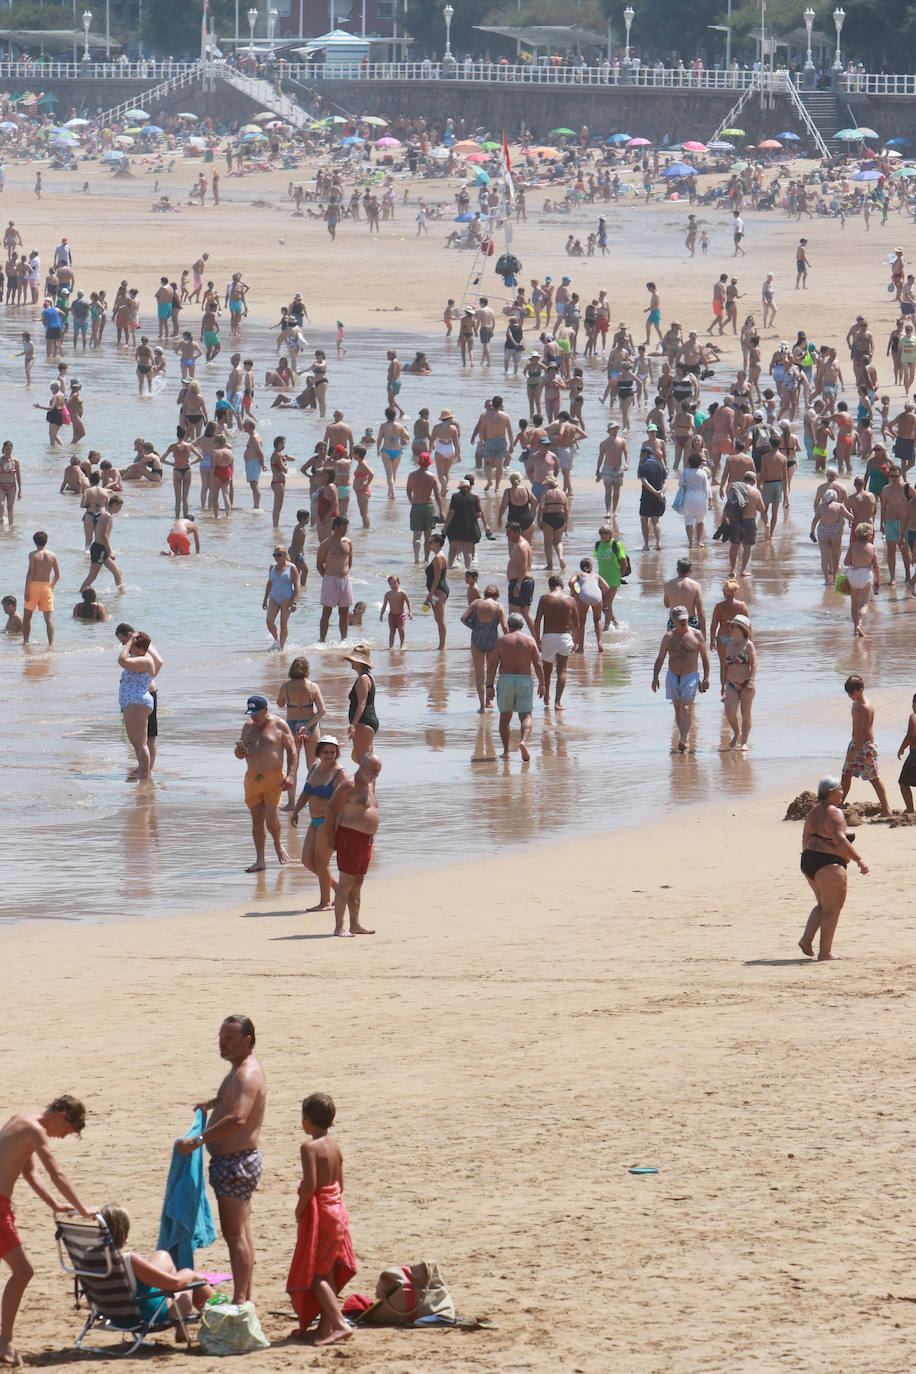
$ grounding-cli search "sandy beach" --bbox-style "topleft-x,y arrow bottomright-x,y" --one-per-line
3,145 -> 916,1369
4,787 -> 916,1371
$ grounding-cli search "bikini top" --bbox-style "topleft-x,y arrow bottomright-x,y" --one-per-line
301,766 -> 342,801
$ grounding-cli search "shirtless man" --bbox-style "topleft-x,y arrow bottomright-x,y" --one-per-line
709,397 -> 736,482
225,273 -> 248,339
324,753 -> 381,937
727,473 -> 766,576
847,475 -> 877,537
405,452 -> 443,562
2,596 -> 22,635
506,522 -> 535,632
471,396 -> 514,494
663,558 -> 706,635
80,497 -> 124,593
163,515 -> 200,555
475,297 -> 496,366
234,695 -> 295,871
652,607 -> 711,752
487,614 -> 544,760
841,675 -> 890,814
758,442 -> 789,537
176,1016 -> 266,1305
22,530 -> 60,646
708,274 -> 728,335
386,350 -> 404,418
377,408 -> 410,499
595,422 -> 628,515
880,467 -> 908,583
887,401 -> 916,477
201,300 -> 221,362
549,411 -> 587,496
323,410 -> 353,458
316,516 -> 354,641
814,466 -> 849,508
0,1096 -> 92,1367
534,574 -> 577,709
241,420 -> 265,509
154,276 -> 173,340
528,434 -> 559,506
225,354 -> 244,429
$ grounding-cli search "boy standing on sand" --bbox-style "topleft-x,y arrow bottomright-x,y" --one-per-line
0,1096 -> 94,1368
287,1093 -> 355,1346
841,675 -> 891,815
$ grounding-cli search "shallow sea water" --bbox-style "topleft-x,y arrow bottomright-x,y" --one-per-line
1,303 -> 913,924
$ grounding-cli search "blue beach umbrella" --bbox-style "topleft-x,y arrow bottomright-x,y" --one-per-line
852,169 -> 884,180
0,121 -> 17,131
101,150 -> 126,162
776,131 -> 801,140
454,211 -> 475,221
887,137 -> 910,146
338,135 -> 364,145
474,168 -> 490,185
142,124 -> 164,135
661,162 -> 698,177
606,132 -> 631,144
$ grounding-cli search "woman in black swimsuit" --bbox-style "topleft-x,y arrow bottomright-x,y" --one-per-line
498,471 -> 535,533
798,775 -> 868,961
425,532 -> 449,650
346,645 -> 379,760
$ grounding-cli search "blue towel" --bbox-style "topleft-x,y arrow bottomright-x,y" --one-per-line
156,1109 -> 217,1269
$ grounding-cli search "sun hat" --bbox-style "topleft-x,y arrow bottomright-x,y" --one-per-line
439,408 -> 453,419
344,645 -> 372,669
731,613 -> 752,633
315,734 -> 340,750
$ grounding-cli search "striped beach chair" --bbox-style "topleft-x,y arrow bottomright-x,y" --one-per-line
55,1213 -> 202,1355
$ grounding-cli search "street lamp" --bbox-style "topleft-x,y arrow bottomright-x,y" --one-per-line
803,7 -> 815,65
247,5 -> 258,54
443,3 -> 454,62
623,5 -> 634,63
81,9 -> 91,60
832,6 -> 845,71
268,6 -> 278,50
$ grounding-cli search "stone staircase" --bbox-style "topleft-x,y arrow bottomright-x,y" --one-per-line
798,89 -> 843,155
214,65 -> 311,130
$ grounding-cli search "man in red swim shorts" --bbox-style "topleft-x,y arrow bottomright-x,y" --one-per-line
0,1096 -> 94,1367
326,752 -> 381,938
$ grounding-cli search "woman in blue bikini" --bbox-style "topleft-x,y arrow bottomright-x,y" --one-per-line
290,736 -> 349,911
277,656 -> 326,807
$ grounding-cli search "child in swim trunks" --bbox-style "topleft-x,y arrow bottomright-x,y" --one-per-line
380,575 -> 412,648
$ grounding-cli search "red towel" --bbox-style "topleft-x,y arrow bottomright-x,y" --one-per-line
286,1182 -> 355,1331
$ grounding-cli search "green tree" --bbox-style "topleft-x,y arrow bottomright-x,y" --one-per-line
140,0 -> 235,58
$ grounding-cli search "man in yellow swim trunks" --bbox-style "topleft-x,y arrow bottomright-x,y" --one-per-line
22,529 -> 60,646
235,694 -> 297,872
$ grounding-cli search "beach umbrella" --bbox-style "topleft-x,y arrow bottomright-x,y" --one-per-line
708,141 -> 735,151
239,131 -> 265,141
661,162 -> 698,176
101,149 -> 126,161
265,119 -> 287,129
375,135 -> 400,147
853,168 -> 884,180
606,132 -> 631,143
887,137 -> 910,146
854,126 -> 878,138
326,115 -> 347,124
176,112 -> 199,121
65,117 -> 90,127
550,126 -> 576,136
721,127 -> 745,136
465,151 -> 489,163
834,129 -> 859,140
113,135 -> 134,147
758,139 -> 783,149
731,160 -> 749,171
428,146 -> 449,160
240,123 -> 262,133
142,125 -> 163,135
527,146 -> 559,157
187,136 -> 207,149
776,131 -> 801,140
481,140 -> 500,150
682,140 -> 708,151
452,139 -> 480,153
123,108 -> 149,120
361,115 -> 388,127
626,136 -> 651,146
454,211 -> 475,221
339,135 -> 364,145
474,168 -> 490,184
891,166 -> 916,177
0,121 -> 17,131
885,150 -> 903,160
252,111 -> 275,121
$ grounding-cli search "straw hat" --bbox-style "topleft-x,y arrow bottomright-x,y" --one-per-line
344,644 -> 372,669
731,614 -> 752,634
439,408 -> 454,420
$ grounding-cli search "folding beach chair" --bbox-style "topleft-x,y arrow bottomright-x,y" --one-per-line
55,1213 -> 204,1355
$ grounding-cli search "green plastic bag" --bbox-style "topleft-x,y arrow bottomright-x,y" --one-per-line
834,571 -> 851,596
198,1301 -> 270,1355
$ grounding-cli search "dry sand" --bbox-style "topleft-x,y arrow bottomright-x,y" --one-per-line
5,789 -> 916,1372
4,154 -> 915,1370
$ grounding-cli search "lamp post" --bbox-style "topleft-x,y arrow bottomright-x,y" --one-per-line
621,5 -> 634,83
247,5 -> 258,56
268,5 -> 278,51
104,0 -> 110,60
443,3 -> 454,63
81,9 -> 91,60
832,6 -> 844,71
803,5 -> 815,88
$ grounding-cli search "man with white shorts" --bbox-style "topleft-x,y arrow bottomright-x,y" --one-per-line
316,516 -> 353,642
534,574 -> 577,710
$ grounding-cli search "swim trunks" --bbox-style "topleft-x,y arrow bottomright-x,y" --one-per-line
666,669 -> 700,701
648,308 -> 661,324
336,823 -> 375,876
409,501 -> 438,532
540,631 -> 574,663
203,329 -> 220,346
167,530 -> 191,555
89,541 -> 109,564
761,479 -> 783,506
0,1195 -> 21,1259
157,302 -> 172,319
844,738 -> 878,782
496,672 -> 534,713
601,468 -> 625,487
508,575 -> 535,607
893,436 -> 914,466
729,518 -> 758,546
244,767 -> 285,809
209,1149 -> 263,1201
482,437 -> 507,462
899,752 -> 916,787
478,326 -> 493,343
556,446 -> 575,472
244,458 -> 262,483
320,573 -> 353,608
885,518 -> 902,544
24,580 -> 53,612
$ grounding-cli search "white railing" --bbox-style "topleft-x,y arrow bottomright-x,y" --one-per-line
215,64 -> 309,128
843,72 -> 916,96
95,67 -> 202,126
783,74 -> 829,157
0,59 -> 199,81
